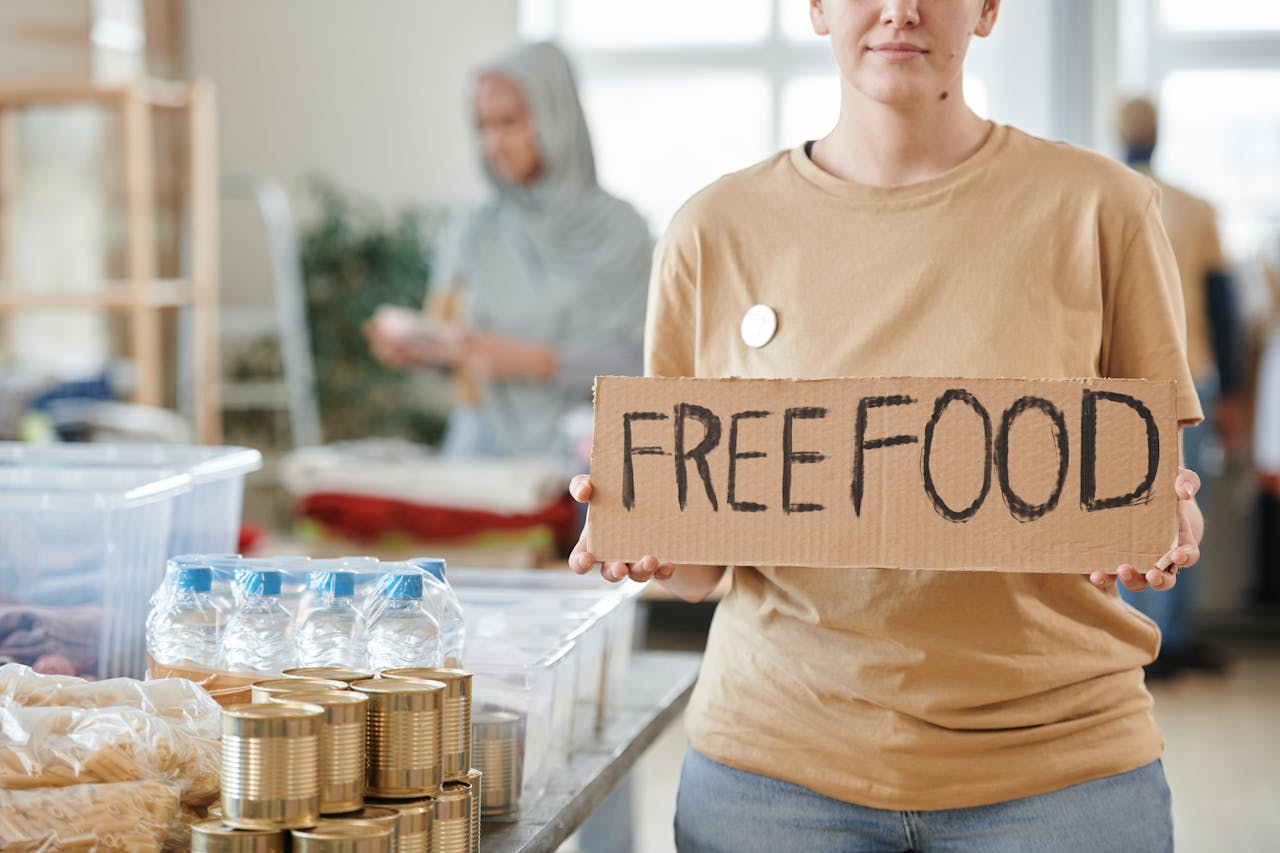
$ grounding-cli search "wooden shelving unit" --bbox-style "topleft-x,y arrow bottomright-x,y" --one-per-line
0,80 -> 222,443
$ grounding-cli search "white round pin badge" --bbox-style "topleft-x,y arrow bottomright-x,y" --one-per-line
741,304 -> 778,349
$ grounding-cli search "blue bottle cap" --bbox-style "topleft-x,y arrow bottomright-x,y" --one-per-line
383,573 -> 423,600
175,566 -> 212,593
310,571 -> 356,597
240,569 -> 282,597
411,557 -> 447,583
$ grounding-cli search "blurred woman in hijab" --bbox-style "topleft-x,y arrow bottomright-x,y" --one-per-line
367,41 -> 652,459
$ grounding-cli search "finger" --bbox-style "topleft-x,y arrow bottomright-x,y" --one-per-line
1169,544 -> 1200,569
1175,468 -> 1201,500
654,562 -> 675,581
1090,570 -> 1117,588
1117,564 -> 1149,592
568,544 -> 596,574
1146,568 -> 1178,591
601,561 -> 630,583
629,555 -> 658,582
569,475 -> 593,503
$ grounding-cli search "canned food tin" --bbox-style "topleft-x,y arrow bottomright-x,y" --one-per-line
290,821 -> 392,853
463,770 -> 481,853
330,805 -> 400,850
432,782 -> 471,853
351,678 -> 445,797
365,797 -> 433,853
190,819 -> 285,853
269,690 -> 368,814
221,702 -> 324,829
471,710 -> 521,819
252,677 -> 347,703
283,667 -> 375,684
380,669 -> 471,780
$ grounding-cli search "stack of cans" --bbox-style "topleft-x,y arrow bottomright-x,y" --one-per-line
204,669 -> 483,853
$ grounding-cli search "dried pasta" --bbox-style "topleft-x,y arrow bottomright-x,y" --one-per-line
0,779 -> 179,852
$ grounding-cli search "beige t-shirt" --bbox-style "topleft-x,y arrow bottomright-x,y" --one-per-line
1150,175 -> 1226,380
646,123 -> 1203,811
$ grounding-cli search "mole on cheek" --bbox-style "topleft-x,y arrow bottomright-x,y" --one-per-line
940,91 -> 949,100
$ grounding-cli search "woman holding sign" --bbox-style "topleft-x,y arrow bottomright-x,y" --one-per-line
571,1 -> 1203,851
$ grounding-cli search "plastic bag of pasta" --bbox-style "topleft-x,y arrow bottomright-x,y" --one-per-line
0,779 -> 180,852
0,696 -> 219,805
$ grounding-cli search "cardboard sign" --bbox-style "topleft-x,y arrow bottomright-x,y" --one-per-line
589,376 -> 1179,573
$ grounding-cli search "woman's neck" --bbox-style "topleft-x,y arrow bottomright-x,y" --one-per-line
811,82 -> 992,187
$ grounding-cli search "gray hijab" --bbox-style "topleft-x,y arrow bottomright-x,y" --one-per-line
436,42 -> 652,458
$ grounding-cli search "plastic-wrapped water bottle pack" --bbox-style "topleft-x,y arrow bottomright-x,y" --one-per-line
145,554 -> 465,676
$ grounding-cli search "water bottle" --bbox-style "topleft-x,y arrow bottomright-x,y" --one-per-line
219,569 -> 293,674
411,558 -> 466,667
295,571 -> 367,668
148,564 -> 221,668
366,573 -> 442,670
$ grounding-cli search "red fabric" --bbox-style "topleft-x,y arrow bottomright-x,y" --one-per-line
295,490 -> 577,548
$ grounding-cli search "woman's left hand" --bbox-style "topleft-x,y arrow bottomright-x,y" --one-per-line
1090,467 -> 1203,593
460,331 -> 558,382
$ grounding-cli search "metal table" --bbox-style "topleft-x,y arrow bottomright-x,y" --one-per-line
481,650 -> 701,853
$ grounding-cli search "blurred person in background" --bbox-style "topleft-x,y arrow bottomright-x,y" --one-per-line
366,41 -> 651,461
1117,95 -> 1242,679
1254,256 -> 1280,603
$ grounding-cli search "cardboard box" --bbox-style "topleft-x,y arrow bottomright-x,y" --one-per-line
589,376 -> 1179,573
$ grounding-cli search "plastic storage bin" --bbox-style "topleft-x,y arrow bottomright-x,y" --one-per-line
0,467 -> 191,678
454,570 -> 644,736
0,442 -> 262,555
465,639 -> 575,815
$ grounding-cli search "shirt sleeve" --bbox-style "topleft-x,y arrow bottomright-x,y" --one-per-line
643,228 -> 698,378
1102,187 -> 1205,425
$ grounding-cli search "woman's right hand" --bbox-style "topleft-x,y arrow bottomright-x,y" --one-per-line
568,475 -> 675,582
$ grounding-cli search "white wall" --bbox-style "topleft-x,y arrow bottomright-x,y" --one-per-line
186,0 -> 519,305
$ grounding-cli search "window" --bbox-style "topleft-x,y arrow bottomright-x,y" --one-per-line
1160,0 -> 1280,32
1126,2 -> 1280,266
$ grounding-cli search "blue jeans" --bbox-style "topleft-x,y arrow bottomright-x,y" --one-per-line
674,748 -> 1173,853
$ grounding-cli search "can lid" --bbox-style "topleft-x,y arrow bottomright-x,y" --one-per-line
190,819 -> 284,853
252,677 -> 347,698
330,806 -> 398,826
176,565 -> 213,592
282,667 -> 375,683
365,796 -> 435,815
291,821 -> 393,840
222,701 -> 323,737
350,677 -> 446,694
268,690 -> 367,721
380,667 -> 471,694
472,709 -> 521,737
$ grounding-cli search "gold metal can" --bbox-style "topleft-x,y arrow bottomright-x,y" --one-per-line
463,770 -> 481,853
190,819 -> 285,853
329,806 -> 400,850
432,782 -> 471,853
283,667 -> 375,684
471,710 -> 522,819
379,668 -> 472,780
220,701 -> 324,829
290,821 -> 392,853
252,677 -> 347,703
208,802 -> 222,819
365,797 -> 434,853
269,690 -> 368,814
351,678 -> 445,797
